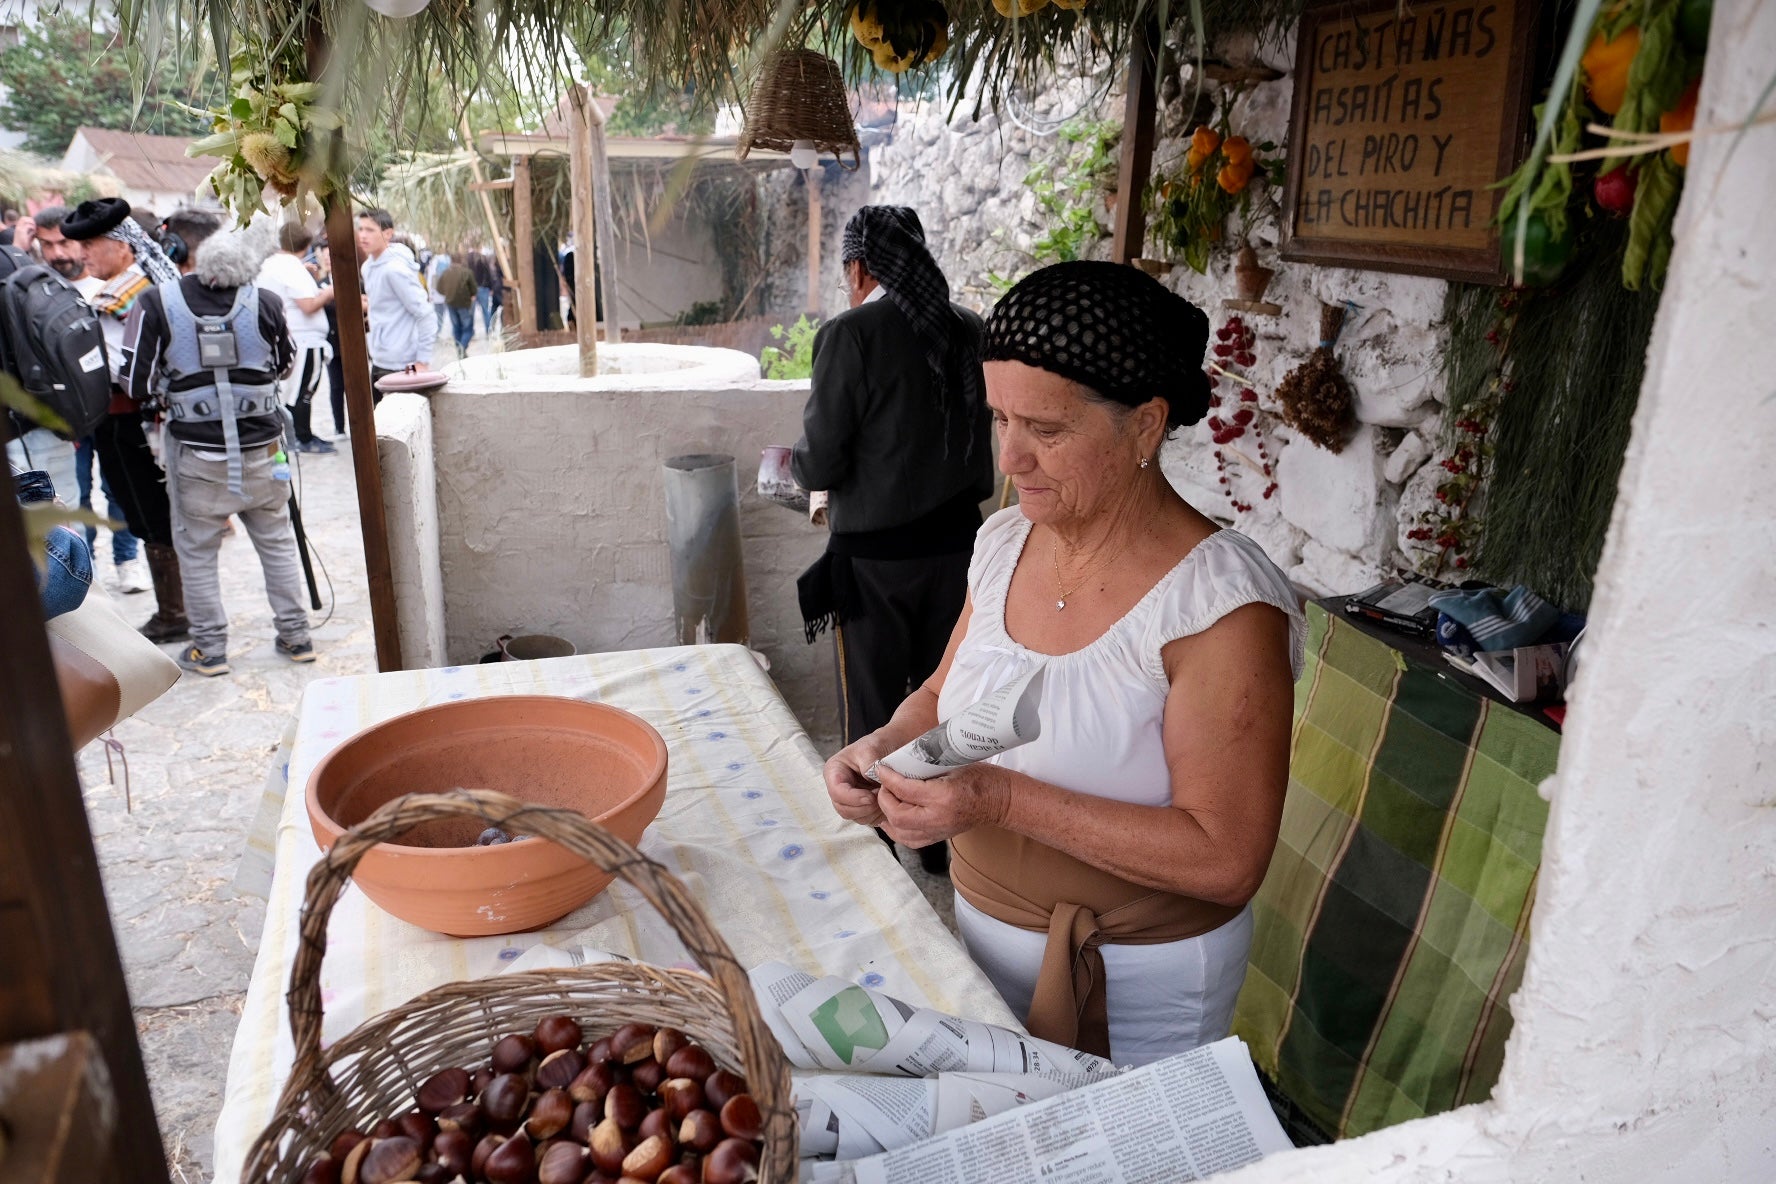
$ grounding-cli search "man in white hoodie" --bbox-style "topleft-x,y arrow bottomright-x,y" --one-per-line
355,208 -> 435,388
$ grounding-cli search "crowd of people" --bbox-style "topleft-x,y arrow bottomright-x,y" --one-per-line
7,198 -> 507,675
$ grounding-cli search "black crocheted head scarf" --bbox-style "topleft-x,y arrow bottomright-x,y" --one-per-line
982,260 -> 1212,430
841,205 -> 980,443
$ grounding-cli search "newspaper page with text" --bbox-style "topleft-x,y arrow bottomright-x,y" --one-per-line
867,664 -> 1046,782
809,1038 -> 1290,1184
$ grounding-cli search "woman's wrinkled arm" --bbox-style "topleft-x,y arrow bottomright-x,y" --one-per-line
877,601 -> 1293,905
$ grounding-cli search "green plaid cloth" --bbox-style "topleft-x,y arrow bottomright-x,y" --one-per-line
1233,603 -> 1557,1139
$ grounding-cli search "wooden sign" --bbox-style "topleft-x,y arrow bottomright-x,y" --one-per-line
1280,0 -> 1540,283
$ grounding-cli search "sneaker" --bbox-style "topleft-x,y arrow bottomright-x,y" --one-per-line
276,637 -> 317,663
109,554 -> 152,594
177,644 -> 230,676
297,438 -> 338,455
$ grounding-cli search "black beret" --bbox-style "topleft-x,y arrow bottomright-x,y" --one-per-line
60,197 -> 132,241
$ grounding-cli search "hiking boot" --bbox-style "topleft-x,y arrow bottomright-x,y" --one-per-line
276,638 -> 317,663
139,543 -> 191,643
176,644 -> 230,676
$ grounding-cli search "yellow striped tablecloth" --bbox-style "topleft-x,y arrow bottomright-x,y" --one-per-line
212,644 -> 1016,1183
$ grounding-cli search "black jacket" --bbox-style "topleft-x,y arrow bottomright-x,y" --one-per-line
791,298 -> 993,539
125,276 -> 295,449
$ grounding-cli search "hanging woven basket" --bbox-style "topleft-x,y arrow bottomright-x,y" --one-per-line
738,49 -> 862,170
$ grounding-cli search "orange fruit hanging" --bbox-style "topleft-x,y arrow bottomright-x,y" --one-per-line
1661,77 -> 1701,165
1581,27 -> 1640,116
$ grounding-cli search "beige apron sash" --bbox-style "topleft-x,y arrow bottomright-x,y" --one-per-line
952,825 -> 1239,1059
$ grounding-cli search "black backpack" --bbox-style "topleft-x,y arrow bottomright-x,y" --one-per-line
0,245 -> 112,440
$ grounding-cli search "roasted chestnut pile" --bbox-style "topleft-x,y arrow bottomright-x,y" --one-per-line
299,1017 -> 766,1184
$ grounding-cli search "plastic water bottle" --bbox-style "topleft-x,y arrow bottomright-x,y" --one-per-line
272,450 -> 292,482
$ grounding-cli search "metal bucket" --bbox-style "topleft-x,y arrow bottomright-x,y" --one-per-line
662,453 -> 750,647
480,634 -> 578,662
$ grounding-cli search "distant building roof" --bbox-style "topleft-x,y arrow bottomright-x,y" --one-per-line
63,127 -> 213,201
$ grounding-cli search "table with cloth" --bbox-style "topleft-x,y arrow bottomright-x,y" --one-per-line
1232,601 -> 1559,1141
211,644 -> 1018,1184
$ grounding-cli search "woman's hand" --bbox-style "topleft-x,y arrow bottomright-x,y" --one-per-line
876,762 -> 1012,849
823,735 -> 890,828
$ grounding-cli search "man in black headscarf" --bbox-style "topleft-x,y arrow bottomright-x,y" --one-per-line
793,205 -> 993,876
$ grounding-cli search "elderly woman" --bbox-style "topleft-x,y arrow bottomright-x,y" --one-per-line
823,261 -> 1304,1066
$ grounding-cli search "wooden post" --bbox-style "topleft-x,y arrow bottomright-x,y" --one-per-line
805,167 -> 823,315
325,196 -> 404,671
459,114 -> 518,302
567,85 -> 598,376
1111,17 -> 1161,264
585,96 -> 622,347
0,485 -> 171,1182
513,154 -> 536,334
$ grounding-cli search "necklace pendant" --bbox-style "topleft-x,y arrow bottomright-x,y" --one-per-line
1056,598 -> 1067,611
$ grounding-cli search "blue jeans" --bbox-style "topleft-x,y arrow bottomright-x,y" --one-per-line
75,436 -> 139,563
448,305 -> 475,352
5,426 -> 78,505
475,286 -> 493,335
16,468 -> 93,619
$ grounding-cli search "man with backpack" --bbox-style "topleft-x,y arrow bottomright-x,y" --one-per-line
59,197 -> 191,642
124,214 -> 316,676
437,251 -> 479,359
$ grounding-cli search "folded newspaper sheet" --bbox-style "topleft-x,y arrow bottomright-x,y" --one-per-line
867,664 -> 1046,783
808,1038 -> 1292,1183
750,961 -> 1117,1087
794,1071 -> 1068,1161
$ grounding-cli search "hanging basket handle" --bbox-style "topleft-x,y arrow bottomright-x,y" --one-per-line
280,788 -> 793,1160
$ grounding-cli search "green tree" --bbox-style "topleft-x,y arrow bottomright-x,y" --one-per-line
0,13 -> 213,157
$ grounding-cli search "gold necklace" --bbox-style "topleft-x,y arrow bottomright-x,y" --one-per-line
1050,530 -> 1129,611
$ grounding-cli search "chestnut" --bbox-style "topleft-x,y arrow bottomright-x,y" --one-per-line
413,1166 -> 450,1184
299,1156 -> 341,1184
604,1082 -> 646,1130
492,1032 -> 539,1076
534,1014 -> 584,1055
340,1136 -> 375,1184
370,1119 -> 400,1141
621,1133 -> 673,1181
329,1131 -> 368,1162
484,1132 -> 537,1184
657,1165 -> 699,1184
587,1036 -> 615,1066
637,1106 -> 674,1145
481,1072 -> 532,1130
703,1137 -> 760,1184
719,1095 -> 762,1143
537,1139 -> 588,1184
472,1067 -> 495,1096
471,1133 -> 505,1178
438,1100 -> 485,1138
677,1109 -> 721,1154
569,1061 -> 617,1106
703,1070 -> 746,1111
658,1078 -> 705,1122
433,1127 -> 474,1177
589,1117 -> 633,1176
416,1066 -> 470,1114
526,1087 -> 574,1140
664,1045 -> 716,1083
358,1135 -> 421,1184
536,1048 -> 587,1091
570,1099 -> 602,1143
609,1022 -> 657,1065
652,1028 -> 690,1067
631,1057 -> 666,1094
396,1109 -> 435,1146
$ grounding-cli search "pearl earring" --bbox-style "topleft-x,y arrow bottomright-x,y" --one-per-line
1138,456 -> 1151,469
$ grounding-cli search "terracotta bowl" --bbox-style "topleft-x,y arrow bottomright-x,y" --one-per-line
306,696 -> 668,936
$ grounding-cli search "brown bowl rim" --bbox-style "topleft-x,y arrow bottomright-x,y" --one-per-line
304,695 -> 669,859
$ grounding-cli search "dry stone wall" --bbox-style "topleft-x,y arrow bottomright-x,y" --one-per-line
868,41 -> 1458,596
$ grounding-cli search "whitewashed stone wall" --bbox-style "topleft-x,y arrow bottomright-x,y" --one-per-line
870,41 -> 1455,596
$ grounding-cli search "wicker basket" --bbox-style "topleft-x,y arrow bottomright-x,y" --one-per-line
738,48 -> 861,170
242,788 -> 796,1183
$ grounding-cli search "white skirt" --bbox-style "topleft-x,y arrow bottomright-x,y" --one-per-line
954,894 -> 1255,1067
